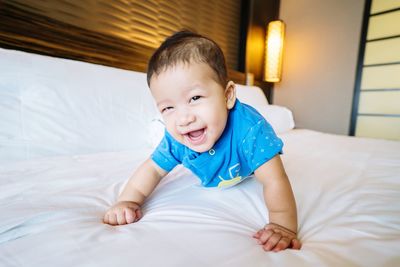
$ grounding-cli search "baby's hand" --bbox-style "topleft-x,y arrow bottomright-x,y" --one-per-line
253,223 -> 301,252
103,201 -> 142,225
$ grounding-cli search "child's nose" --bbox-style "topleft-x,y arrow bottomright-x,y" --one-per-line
176,110 -> 195,127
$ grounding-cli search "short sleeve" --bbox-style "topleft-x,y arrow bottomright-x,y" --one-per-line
151,131 -> 185,172
241,119 -> 283,172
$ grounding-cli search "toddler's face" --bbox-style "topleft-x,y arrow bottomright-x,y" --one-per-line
150,62 -> 236,153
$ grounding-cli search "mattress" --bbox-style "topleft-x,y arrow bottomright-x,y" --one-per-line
1,129 -> 399,267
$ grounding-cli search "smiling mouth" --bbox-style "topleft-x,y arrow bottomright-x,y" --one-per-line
184,128 -> 207,146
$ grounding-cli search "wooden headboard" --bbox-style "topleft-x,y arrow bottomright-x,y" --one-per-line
0,1 -> 246,84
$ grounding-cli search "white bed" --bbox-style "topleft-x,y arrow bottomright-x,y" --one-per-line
0,48 -> 399,267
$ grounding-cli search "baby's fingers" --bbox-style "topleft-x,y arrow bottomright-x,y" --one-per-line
134,208 -> 142,222
257,229 -> 274,245
116,209 -> 127,225
272,237 -> 291,252
103,213 -> 109,224
124,207 -> 143,224
105,212 -> 118,225
262,233 -> 282,251
252,229 -> 263,239
291,238 -> 302,250
124,208 -> 136,224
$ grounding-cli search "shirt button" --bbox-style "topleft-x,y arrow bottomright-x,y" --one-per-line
209,149 -> 215,156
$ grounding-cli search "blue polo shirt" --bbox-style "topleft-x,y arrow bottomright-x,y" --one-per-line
151,100 -> 283,188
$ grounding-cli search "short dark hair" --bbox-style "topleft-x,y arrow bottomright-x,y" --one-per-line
147,30 -> 228,87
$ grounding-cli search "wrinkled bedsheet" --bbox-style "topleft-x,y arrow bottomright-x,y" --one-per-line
0,129 -> 399,267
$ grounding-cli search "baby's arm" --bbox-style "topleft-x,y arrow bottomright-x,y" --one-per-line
253,155 -> 301,251
103,158 -> 167,225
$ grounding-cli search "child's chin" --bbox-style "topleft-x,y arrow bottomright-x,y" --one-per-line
188,144 -> 213,153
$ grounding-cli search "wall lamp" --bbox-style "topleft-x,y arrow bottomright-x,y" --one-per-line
264,20 -> 285,83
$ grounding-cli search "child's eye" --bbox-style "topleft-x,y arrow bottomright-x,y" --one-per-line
161,106 -> 174,113
190,96 -> 201,102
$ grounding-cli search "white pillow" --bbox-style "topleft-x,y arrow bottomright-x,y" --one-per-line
0,48 -> 159,162
235,84 -> 294,133
252,104 -> 295,134
149,116 -> 165,149
235,84 -> 269,107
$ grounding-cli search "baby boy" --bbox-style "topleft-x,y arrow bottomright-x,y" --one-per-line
104,30 -> 301,252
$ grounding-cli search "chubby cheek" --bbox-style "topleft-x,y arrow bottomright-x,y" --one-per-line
208,109 -> 228,134
209,120 -> 226,140
164,120 -> 183,142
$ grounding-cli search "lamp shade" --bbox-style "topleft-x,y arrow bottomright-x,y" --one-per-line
264,20 -> 285,82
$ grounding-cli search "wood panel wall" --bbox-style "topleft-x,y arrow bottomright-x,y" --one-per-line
0,0 -> 246,83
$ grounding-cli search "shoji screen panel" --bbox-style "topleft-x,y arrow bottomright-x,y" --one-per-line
367,9 -> 400,39
352,0 -> 400,141
361,65 -> 400,89
364,38 -> 400,65
356,116 -> 400,140
371,0 -> 400,13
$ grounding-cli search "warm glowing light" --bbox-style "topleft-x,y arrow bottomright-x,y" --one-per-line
264,20 -> 285,82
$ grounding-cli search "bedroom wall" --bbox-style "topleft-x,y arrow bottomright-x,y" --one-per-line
273,0 -> 365,135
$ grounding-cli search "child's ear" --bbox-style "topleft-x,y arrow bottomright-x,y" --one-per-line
225,81 -> 236,109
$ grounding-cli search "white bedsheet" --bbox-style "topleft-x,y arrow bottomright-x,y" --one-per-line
1,129 -> 399,267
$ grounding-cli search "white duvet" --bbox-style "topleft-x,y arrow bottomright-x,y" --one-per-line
1,129 -> 399,267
